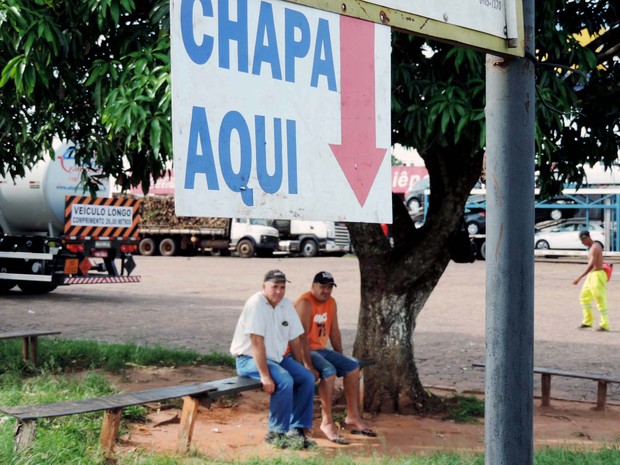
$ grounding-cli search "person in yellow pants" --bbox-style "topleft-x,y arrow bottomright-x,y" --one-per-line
572,230 -> 609,331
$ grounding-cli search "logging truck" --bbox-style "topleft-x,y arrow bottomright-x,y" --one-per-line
137,196 -> 279,258
0,141 -> 141,294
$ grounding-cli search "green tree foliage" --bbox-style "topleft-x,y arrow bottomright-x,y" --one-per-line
0,0 -> 171,192
392,0 -> 618,197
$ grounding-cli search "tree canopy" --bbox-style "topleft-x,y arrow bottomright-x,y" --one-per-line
1,0 -> 618,411
0,0 -> 171,192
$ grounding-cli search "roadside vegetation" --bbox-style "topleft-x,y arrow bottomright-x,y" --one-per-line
0,340 -> 618,464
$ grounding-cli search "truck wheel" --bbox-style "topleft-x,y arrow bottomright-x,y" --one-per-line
237,239 -> 255,258
300,239 -> 319,257
17,282 -> 58,294
159,238 -> 177,257
480,241 -> 486,260
139,238 -> 157,256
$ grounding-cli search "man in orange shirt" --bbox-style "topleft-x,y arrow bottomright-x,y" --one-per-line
295,271 -> 377,444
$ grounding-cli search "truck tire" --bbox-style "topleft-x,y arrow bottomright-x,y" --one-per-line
139,238 -> 157,256
159,238 -> 178,257
17,282 -> 58,294
300,239 -> 319,257
237,239 -> 255,258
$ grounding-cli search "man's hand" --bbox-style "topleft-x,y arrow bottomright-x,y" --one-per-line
260,375 -> 276,395
572,277 -> 581,285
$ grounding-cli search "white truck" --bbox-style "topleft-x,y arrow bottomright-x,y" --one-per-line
137,196 -> 280,258
268,219 -> 351,257
0,141 -> 142,294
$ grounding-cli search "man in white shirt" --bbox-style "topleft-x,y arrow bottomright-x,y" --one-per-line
230,269 -> 316,449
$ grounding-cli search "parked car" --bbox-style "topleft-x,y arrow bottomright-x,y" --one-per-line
464,208 -> 486,235
534,219 -> 604,250
535,196 -> 578,223
403,177 -> 429,213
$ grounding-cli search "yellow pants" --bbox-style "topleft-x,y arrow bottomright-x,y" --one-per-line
580,269 -> 609,330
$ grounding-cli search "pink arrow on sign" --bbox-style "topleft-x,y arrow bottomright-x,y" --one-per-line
330,15 -> 388,207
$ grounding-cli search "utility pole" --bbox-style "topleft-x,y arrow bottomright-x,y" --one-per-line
484,0 -> 535,463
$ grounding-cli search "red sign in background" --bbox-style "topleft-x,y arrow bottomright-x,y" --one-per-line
391,166 -> 429,194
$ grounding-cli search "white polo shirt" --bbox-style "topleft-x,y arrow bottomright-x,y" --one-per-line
230,291 -> 304,363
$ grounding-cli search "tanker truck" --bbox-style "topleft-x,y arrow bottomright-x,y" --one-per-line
137,195 -> 279,258
0,141 -> 142,294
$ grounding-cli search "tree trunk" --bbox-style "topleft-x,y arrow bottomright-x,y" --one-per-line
350,146 -> 483,414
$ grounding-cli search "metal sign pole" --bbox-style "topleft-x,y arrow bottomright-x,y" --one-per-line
484,0 -> 535,463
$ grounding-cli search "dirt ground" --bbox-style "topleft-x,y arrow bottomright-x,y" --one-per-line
108,365 -> 620,460
3,255 -> 620,457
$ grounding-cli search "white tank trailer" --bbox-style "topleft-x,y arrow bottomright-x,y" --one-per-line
0,141 -> 142,294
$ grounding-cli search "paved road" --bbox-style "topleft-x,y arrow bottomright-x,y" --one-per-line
2,255 -> 619,403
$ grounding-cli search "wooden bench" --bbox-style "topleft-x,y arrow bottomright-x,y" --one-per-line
472,363 -> 620,411
0,331 -> 61,365
0,376 -> 262,455
0,358 -> 376,455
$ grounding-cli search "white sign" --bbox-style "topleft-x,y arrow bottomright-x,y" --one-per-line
368,0 -> 517,40
170,0 -> 392,223
70,204 -> 134,227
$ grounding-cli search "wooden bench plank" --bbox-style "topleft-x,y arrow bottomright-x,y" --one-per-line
0,331 -> 62,340
1,384 -> 216,420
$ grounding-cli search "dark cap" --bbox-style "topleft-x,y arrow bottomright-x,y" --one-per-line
578,230 -> 590,239
264,269 -> 290,283
313,271 -> 337,286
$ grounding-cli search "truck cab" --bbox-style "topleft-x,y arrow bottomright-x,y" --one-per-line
270,219 -> 351,257
229,218 -> 279,258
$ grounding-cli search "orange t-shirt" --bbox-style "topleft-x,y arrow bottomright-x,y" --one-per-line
295,290 -> 336,350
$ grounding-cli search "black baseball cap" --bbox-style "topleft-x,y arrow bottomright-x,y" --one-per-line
264,269 -> 290,283
313,271 -> 337,286
578,230 -> 590,239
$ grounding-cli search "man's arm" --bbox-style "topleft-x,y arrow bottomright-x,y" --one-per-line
573,246 -> 599,285
249,334 -> 275,394
294,299 -> 319,380
329,301 -> 344,353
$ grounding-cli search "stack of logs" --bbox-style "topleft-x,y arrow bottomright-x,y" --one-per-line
137,195 -> 228,229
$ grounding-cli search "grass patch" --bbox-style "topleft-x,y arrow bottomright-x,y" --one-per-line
0,338 -> 235,374
442,395 -> 485,423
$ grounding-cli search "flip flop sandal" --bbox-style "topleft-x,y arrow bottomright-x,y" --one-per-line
351,428 -> 378,437
329,436 -> 350,445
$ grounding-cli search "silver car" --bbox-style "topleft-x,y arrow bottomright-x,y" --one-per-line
534,219 -> 605,250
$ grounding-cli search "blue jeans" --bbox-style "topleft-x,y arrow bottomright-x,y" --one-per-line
236,355 -> 315,433
310,349 -> 359,379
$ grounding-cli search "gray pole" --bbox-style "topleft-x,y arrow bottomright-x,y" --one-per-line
484,0 -> 535,463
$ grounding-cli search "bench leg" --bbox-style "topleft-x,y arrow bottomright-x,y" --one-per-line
29,337 -> 39,365
21,337 -> 30,363
540,373 -> 551,407
101,408 -> 123,455
177,395 -> 201,454
596,381 -> 608,411
14,419 -> 37,452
